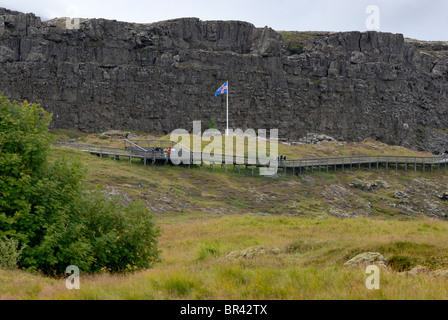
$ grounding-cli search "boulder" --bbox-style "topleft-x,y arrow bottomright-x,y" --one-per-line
101,130 -> 132,139
395,191 -> 411,200
406,265 -> 430,275
344,252 -> 387,269
226,246 -> 281,260
402,266 -> 448,279
439,192 -> 448,201
349,179 -> 386,191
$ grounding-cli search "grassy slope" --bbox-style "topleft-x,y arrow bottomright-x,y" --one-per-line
47,144 -> 446,219
4,217 -> 448,300
1,134 -> 448,300
51,129 -> 433,159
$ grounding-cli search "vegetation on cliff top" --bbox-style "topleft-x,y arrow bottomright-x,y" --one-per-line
277,31 -> 328,54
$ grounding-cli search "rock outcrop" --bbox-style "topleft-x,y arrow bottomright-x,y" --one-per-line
344,252 -> 388,269
1,7 -> 448,154
226,246 -> 281,259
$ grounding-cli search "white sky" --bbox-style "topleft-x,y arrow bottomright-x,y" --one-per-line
0,0 -> 447,41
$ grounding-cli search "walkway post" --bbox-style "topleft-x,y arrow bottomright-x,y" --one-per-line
226,81 -> 229,136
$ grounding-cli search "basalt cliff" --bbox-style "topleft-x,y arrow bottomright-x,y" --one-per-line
1,7 -> 448,153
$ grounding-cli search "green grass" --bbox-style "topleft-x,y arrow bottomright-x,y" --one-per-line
4,216 -> 448,299
49,129 -> 90,141
1,132 -> 448,299
277,31 -> 327,54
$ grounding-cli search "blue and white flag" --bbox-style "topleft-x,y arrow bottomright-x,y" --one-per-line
215,82 -> 228,97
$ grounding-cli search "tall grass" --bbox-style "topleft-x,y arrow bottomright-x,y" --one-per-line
3,216 -> 448,299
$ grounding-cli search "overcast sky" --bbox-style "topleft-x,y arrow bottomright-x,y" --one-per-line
1,0 -> 447,41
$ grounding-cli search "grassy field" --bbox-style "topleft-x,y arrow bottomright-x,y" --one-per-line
1,132 -> 448,300
3,216 -> 448,299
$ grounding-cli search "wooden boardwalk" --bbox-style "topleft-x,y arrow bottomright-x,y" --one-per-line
51,141 -> 448,175
279,155 -> 448,175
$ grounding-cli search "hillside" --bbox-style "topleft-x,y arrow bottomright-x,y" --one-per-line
49,131 -> 448,219
0,7 -> 448,154
1,134 -> 448,299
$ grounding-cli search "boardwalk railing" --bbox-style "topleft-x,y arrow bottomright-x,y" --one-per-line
124,139 -> 148,152
284,155 -> 447,167
280,155 -> 448,175
124,139 -> 176,150
51,142 -> 448,175
52,142 -> 131,157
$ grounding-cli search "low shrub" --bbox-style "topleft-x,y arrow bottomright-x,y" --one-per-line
0,238 -> 26,270
387,255 -> 413,272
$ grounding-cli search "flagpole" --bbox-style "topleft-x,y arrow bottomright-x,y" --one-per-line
226,81 -> 229,136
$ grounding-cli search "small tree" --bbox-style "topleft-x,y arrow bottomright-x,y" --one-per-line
206,119 -> 217,130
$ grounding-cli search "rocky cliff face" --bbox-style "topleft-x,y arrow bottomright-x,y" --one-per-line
1,7 -> 447,154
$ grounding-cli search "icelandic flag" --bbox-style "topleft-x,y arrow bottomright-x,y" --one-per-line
215,82 -> 228,97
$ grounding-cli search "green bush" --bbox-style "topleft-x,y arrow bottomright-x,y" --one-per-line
206,119 -> 217,130
79,190 -> 161,274
0,94 -> 160,275
0,238 -> 26,270
387,255 -> 413,272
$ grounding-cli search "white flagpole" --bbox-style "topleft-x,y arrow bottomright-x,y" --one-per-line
226,81 -> 229,136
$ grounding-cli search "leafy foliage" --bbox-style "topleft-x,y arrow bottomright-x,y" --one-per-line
0,94 -> 160,275
206,119 -> 217,130
0,238 -> 26,270
79,190 -> 161,274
